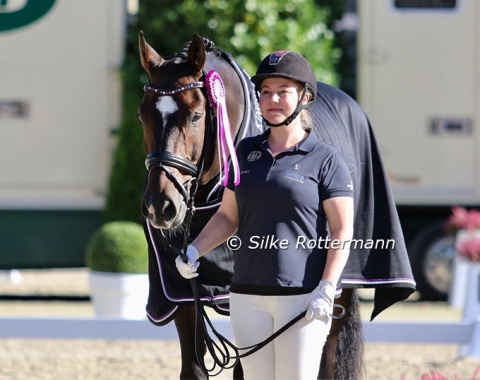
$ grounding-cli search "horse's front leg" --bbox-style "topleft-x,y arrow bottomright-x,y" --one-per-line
174,304 -> 207,380
318,288 -> 354,380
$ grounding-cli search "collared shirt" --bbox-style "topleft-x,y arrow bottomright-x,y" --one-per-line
227,129 -> 353,295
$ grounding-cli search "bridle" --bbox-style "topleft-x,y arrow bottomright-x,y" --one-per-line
143,79 -> 210,211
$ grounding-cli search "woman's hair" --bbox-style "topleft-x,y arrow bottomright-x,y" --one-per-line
301,109 -> 313,131
296,83 -> 314,131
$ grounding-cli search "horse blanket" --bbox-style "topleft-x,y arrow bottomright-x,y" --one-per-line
311,82 -> 415,320
144,56 -> 415,325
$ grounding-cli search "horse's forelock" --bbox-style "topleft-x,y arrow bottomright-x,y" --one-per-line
147,59 -> 193,89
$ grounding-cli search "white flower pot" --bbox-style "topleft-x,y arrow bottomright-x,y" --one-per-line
458,262 -> 480,358
88,271 -> 149,319
449,229 -> 480,308
462,262 -> 480,321
449,254 -> 470,308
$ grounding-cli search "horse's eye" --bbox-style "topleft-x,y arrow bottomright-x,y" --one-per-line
192,112 -> 203,123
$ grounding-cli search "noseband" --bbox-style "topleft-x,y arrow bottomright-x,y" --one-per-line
145,151 -> 201,204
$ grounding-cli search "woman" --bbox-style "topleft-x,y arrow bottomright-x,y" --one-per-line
176,50 -> 354,380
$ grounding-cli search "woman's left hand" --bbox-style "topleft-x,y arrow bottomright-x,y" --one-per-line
305,280 -> 335,321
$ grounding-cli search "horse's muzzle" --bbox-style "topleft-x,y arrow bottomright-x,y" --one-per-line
142,195 -> 186,229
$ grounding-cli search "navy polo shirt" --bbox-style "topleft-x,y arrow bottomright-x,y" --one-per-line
227,129 -> 353,295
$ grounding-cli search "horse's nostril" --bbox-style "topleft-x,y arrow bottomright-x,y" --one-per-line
143,197 -> 177,221
161,199 -> 176,221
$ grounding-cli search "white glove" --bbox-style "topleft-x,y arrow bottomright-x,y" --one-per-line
305,280 -> 335,321
175,245 -> 200,279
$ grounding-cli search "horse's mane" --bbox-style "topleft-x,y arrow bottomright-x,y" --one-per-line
167,37 -> 221,59
184,36 -> 220,55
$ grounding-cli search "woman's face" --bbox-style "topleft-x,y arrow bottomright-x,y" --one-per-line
259,77 -> 303,125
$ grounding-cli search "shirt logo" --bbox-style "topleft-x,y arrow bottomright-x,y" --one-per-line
347,181 -> 354,191
283,170 -> 305,183
247,150 -> 262,162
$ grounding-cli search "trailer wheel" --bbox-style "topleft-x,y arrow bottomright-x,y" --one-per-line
409,221 -> 456,300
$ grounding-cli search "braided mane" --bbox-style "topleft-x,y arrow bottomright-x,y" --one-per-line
163,37 -> 221,62
182,36 -> 221,57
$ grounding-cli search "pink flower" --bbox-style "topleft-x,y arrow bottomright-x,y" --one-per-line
420,370 -> 448,380
416,368 -> 480,380
448,207 -> 480,231
414,367 -> 480,380
473,365 -> 480,379
456,234 -> 480,262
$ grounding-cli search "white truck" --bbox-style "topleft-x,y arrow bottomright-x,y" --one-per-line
357,0 -> 479,299
0,1 -> 125,268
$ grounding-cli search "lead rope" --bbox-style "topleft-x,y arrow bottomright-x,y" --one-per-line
185,258 -> 346,377
167,189 -> 346,377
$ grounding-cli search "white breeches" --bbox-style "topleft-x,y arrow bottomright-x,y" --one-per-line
229,292 -> 332,380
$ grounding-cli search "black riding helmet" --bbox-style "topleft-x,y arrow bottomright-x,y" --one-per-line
251,50 -> 317,127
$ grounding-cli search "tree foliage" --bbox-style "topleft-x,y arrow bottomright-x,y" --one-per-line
134,0 -> 340,82
104,0 -> 343,222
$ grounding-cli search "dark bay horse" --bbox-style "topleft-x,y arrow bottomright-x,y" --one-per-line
138,32 -> 413,379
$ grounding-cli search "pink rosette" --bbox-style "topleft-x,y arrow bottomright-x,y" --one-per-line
205,70 -> 240,186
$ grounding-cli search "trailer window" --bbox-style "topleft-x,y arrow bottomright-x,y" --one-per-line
394,0 -> 456,8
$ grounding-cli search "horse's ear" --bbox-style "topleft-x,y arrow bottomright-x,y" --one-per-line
139,31 -> 164,75
187,33 -> 206,74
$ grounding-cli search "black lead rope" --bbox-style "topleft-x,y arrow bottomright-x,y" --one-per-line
188,273 -> 346,377
172,202 -> 346,376
166,197 -> 347,376
189,275 -> 307,376
171,235 -> 308,376
177,248 -> 346,377
158,161 -> 347,376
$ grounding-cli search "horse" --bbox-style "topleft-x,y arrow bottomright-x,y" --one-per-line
137,32 -> 415,379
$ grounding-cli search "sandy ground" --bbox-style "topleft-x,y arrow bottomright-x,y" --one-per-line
0,268 -> 478,380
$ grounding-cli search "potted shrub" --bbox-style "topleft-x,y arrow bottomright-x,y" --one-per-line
85,221 -> 149,319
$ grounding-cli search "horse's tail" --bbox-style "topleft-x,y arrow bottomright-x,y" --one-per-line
335,289 -> 365,380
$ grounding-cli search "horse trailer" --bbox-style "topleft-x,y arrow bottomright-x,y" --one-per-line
357,0 -> 479,299
0,1 -> 125,268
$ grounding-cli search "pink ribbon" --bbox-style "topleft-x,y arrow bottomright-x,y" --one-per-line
205,70 -> 240,186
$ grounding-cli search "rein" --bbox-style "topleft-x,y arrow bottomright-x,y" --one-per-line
143,69 -> 346,377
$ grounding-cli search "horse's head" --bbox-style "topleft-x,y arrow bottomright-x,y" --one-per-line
138,32 -> 243,230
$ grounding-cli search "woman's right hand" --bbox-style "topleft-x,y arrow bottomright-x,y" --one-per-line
175,245 -> 200,279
